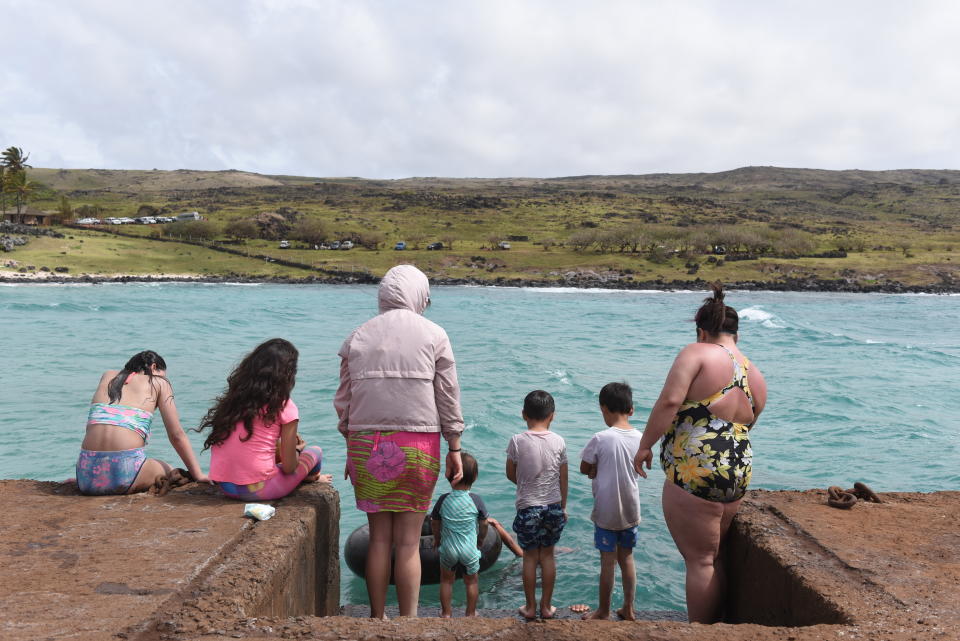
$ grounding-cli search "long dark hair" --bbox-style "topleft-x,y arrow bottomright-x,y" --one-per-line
694,282 -> 739,335
198,338 -> 298,451
107,350 -> 168,403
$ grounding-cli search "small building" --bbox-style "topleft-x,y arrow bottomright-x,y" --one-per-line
2,206 -> 58,226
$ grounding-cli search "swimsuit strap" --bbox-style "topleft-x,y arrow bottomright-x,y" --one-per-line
695,345 -> 755,410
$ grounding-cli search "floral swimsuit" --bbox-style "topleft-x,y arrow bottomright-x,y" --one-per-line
660,345 -> 755,503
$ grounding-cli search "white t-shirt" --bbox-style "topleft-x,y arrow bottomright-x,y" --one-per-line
505,430 -> 568,510
580,426 -> 642,530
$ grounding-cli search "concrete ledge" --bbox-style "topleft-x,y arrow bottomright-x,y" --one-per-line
0,480 -> 339,641
3,483 -> 957,641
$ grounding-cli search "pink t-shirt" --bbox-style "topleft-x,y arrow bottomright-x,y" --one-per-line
209,399 -> 298,484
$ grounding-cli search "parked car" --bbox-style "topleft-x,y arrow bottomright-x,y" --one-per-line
329,241 -> 341,250
136,217 -> 157,224
340,240 -> 354,250
105,217 -> 122,225
279,240 -> 291,249
76,218 -> 99,225
394,241 -> 407,250
498,241 -> 511,250
426,242 -> 443,251
318,243 -> 330,250
156,216 -> 175,223
118,217 -> 136,224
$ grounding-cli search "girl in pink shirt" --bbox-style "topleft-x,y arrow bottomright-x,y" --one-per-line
200,338 -> 330,500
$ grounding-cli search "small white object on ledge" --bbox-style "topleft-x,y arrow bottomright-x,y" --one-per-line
244,503 -> 276,521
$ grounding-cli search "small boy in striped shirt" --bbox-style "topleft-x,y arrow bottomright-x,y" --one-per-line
431,451 -> 489,617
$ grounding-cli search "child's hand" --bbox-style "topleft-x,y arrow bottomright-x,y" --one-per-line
634,447 -> 653,478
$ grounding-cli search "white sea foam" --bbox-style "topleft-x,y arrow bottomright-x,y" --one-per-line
520,286 -> 671,294
739,306 -> 785,329
550,369 -> 571,384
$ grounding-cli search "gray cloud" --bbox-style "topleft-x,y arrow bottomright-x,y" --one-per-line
2,0 -> 959,177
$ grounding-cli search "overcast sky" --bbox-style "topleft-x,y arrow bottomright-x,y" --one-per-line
2,0 -> 959,178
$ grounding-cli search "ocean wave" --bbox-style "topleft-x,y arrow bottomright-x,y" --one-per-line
739,306 -> 786,328
518,286 -> 674,294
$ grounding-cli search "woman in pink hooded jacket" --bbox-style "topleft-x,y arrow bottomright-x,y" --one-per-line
335,264 -> 465,619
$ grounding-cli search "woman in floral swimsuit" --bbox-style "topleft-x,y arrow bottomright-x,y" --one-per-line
634,284 -> 767,623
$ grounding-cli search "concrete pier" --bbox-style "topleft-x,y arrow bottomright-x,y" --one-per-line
1,481 -> 957,641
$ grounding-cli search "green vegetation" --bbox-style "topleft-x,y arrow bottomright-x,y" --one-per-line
5,165 -> 960,289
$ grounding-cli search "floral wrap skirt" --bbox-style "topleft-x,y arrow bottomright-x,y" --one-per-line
346,430 -> 440,513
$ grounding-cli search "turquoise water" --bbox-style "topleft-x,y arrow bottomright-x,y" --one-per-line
2,283 -> 959,613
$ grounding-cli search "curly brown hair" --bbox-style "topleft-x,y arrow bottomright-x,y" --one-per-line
198,338 -> 298,451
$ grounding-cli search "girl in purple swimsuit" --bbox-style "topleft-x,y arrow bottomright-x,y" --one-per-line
77,351 -> 208,495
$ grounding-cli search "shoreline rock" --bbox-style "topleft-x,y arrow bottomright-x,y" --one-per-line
1,271 -> 958,293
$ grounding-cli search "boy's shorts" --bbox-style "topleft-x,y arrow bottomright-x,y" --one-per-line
512,503 -> 565,550
594,525 -> 639,552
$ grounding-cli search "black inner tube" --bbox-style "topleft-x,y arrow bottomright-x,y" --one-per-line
344,515 -> 504,585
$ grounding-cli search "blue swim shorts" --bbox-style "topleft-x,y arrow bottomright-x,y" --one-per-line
512,503 -> 566,550
594,524 -> 639,552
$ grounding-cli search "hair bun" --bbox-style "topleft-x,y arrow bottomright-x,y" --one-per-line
710,282 -> 725,304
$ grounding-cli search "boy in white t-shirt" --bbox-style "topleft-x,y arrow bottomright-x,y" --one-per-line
579,382 -> 642,621
506,390 -> 568,620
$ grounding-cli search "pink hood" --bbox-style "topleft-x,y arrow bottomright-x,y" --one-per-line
378,264 -> 430,314
334,265 -> 464,439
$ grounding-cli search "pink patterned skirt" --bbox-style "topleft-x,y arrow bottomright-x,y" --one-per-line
346,430 -> 441,513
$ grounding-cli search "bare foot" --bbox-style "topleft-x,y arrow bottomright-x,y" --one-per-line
305,473 -> 333,483
555,546 -> 575,554
583,610 -> 610,620
518,605 -> 537,620
465,611 -> 478,617
569,604 -> 590,614
441,611 -> 452,618
616,607 -> 636,621
540,605 -> 557,619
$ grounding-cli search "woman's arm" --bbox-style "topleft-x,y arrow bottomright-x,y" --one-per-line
434,333 -> 465,439
278,420 -> 300,475
444,434 -> 463,485
747,364 -> 768,427
156,381 -> 207,482
433,333 -> 465,484
634,346 -> 701,477
333,356 -> 352,438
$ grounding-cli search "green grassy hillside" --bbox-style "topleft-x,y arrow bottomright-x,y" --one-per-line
7,166 -> 959,289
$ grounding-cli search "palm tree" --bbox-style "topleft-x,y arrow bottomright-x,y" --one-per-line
2,146 -> 31,172
1,147 -> 31,218
4,169 -> 34,216
0,165 -> 6,216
